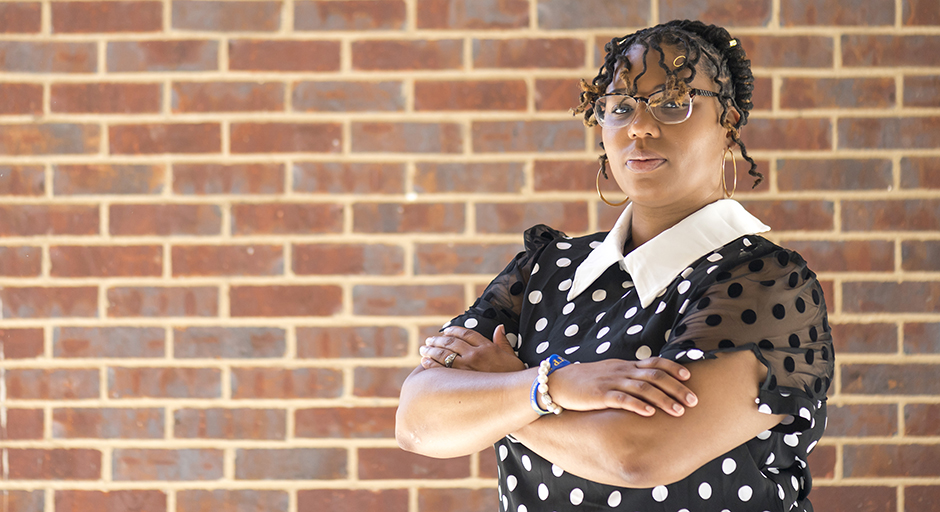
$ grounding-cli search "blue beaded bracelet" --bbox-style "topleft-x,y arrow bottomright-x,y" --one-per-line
529,354 -> 571,416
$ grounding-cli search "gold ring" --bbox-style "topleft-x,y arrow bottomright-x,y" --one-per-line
673,55 -> 686,67
444,353 -> 458,368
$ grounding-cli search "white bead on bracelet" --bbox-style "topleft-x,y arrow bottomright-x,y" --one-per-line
537,359 -> 563,415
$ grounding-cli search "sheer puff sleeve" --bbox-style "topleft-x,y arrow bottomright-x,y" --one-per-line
659,246 -> 834,434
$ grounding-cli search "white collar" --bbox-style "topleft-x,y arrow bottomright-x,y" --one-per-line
568,199 -> 771,308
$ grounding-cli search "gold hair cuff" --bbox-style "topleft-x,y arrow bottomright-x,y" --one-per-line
672,55 -> 686,67
729,39 -> 738,48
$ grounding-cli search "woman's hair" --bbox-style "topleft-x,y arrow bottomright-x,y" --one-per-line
574,19 -> 762,187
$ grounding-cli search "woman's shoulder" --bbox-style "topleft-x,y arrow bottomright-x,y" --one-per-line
521,224 -> 607,255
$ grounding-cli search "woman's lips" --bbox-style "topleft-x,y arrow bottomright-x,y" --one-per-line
626,158 -> 666,173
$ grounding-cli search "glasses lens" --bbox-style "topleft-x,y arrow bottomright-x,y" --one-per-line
595,95 -> 637,128
649,90 -> 693,124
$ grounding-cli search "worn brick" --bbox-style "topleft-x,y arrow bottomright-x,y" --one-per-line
53,164 -> 164,195
53,82 -> 161,114
53,408 -> 163,439
904,323 -> 940,354
843,199 -> 940,231
782,240 -> 893,272
905,403 -> 940,436
0,124 -> 100,155
738,200 -> 834,231
845,444 -> 940,477
843,363 -> 940,394
904,75 -> 940,107
298,490 -> 407,512
9,449 -> 101,479
174,163 -> 284,194
0,83 -> 43,114
414,162 -> 525,194
475,202 -> 589,234
294,243 -> 403,275
110,123 -> 220,154
173,1 -> 281,31
777,158 -> 891,191
907,486 -> 940,512
901,157 -> 940,189
419,489 -> 498,512
0,328 -> 44,358
295,407 -> 396,438
232,122 -> 341,153
780,77 -> 895,109
296,326 -> 409,358
843,35 -> 940,67
174,408 -> 286,439
229,40 -> 340,71
172,245 -> 283,277
2,408 -> 43,439
0,42 -> 96,73
293,81 -> 404,112
173,327 -> 285,358
353,39 -> 462,70
418,0 -> 527,29
473,120 -> 585,153
231,367 -> 343,399
109,367 -> 221,398
735,35 -> 834,68
0,3 -> 41,33
353,284 -> 464,316
416,243 -> 522,275
107,286 -> 219,317
542,0 -> 648,28
56,490 -> 166,512
7,369 -> 99,399
50,245 -> 162,277
826,404 -> 897,436
172,82 -> 284,112
359,448 -> 470,479
1,287 -> 98,318
535,78 -> 580,111
293,162 -> 405,194
661,0 -> 770,26
415,80 -> 526,111
295,1 -> 406,30
902,241 -> 940,271
236,448 -> 346,480
782,0 -> 894,25
810,486 -> 896,512
806,444 -> 835,479
110,204 -> 222,236
232,203 -> 343,235
107,40 -> 217,72
352,122 -> 462,153
474,38 -> 585,69
829,322 -> 896,353
743,118 -> 831,151
353,367 -> 413,397
353,203 -> 464,233
839,117 -> 940,149
845,282 -> 940,314
54,326 -> 165,358
0,246 -> 41,276
750,76 -> 773,111
0,165 -> 44,195
53,2 -> 161,32
534,160 -> 595,192
231,285 -> 342,317
177,490 -> 287,512
3,491 -> 43,511
903,0 -> 940,25
113,449 -> 223,480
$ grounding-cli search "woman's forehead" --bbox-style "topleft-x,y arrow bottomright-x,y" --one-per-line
611,43 -> 707,90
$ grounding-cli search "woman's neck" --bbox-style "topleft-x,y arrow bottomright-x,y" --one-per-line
625,198 -> 721,253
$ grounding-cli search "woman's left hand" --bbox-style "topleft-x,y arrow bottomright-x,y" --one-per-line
420,324 -> 525,373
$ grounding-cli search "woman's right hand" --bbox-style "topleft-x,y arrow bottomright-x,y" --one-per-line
548,357 -> 698,417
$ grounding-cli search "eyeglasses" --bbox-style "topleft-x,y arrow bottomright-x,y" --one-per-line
593,88 -> 719,128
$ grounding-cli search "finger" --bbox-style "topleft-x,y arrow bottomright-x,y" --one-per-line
619,378 -> 688,417
424,335 -> 474,354
440,325 -> 490,347
492,324 -> 515,352
421,356 -> 444,369
635,365 -> 698,407
419,345 -> 457,367
603,390 -> 657,416
635,356 -> 692,380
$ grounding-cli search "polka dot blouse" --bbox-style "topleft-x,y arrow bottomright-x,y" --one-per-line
444,200 -> 834,512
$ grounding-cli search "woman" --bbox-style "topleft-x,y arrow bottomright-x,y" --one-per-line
397,20 -> 833,512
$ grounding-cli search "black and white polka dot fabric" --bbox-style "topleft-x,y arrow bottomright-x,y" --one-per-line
443,200 -> 834,511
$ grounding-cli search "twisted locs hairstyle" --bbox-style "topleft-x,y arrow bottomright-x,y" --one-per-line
573,19 -> 763,187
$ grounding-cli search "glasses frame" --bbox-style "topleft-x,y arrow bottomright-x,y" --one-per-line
594,88 -> 719,127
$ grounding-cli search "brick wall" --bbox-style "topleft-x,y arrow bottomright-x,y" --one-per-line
0,1 -> 937,511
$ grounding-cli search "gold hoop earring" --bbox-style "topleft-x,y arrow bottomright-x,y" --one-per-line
721,147 -> 738,198
596,158 -> 629,207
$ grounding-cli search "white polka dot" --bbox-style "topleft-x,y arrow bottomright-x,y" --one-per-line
778,484 -> 786,500
595,312 -> 605,323
597,326 -> 610,338
564,325 -> 579,337
556,242 -> 571,250
784,433 -> 799,447
635,345 -> 652,359
502,495 -> 507,511
607,490 -> 622,507
807,440 -> 818,453
506,333 -> 519,348
738,485 -> 753,502
758,404 -> 773,415
499,445 -> 508,460
626,324 -> 643,335
531,263 -> 539,274
707,253 -> 723,262
556,257 -> 571,267
799,407 -> 811,420
656,287 -> 667,298
622,281 -> 633,289
655,301 -> 666,314
781,415 -> 795,425
699,482 -> 712,500
535,318 -> 548,331
538,483 -> 549,500
766,467 -> 779,474
681,267 -> 694,278
664,329 -> 671,341
564,345 -> 580,354
507,475 -> 517,491
687,349 -> 704,360
677,280 -> 692,294
766,452 -> 775,465
569,488 -> 584,506
652,485 -> 668,502
743,237 -> 752,246
517,505 -> 526,512
722,457 -> 737,475
562,302 -> 575,315
592,289 -> 607,302
707,264 -> 719,274
528,290 -> 542,304
791,475 -> 799,490
596,341 -> 611,354
679,299 -> 690,314
442,320 -> 451,328
464,318 -> 478,328
757,430 -> 772,440
536,341 -> 549,354
551,464 -> 563,477
676,350 -> 687,359
624,306 -> 638,318
522,455 -> 532,471
589,241 -> 602,249
558,279 -> 572,292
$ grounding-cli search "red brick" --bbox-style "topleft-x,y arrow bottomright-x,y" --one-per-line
777,158 -> 891,191
535,78 -> 580,111
417,0 -> 527,29
9,449 -> 101,480
106,286 -> 218,317
293,80 -> 403,112
902,241 -> 940,271
782,240 -> 893,272
781,77 -> 895,109
474,38 -> 584,69
905,403 -> 940,436
109,367 -> 221,398
293,162 -> 405,194
298,490 -> 407,512
56,490 -> 166,512
107,40 -> 218,72
54,326 -> 165,358
904,323 -> 940,354
2,408 -> 43,439
903,0 -> 940,25
416,243 -> 522,274
110,204 -> 222,236
236,448 -> 347,480
826,404 -> 897,436
0,328 -> 44,358
534,160 -> 595,192
296,326 -> 409,358
173,1 -> 281,31
907,486 -> 940,512
751,77 -> 773,111
353,203 -> 465,233
845,282 -> 940,314
904,75 -> 940,107
172,245 -> 283,277
0,3 -> 41,33
295,407 -> 396,438
810,486 -> 896,512
172,82 -> 284,112
739,200 -> 834,231
544,0 -> 648,28
0,83 -> 42,114
352,122 -> 462,153
843,35 -> 940,67
53,164 -> 165,195
229,40 -> 340,71
353,367 -> 415,398
174,408 -> 286,439
50,245 -> 162,277
418,489 -> 498,512
473,120 -> 585,152
830,322 -> 897,353
53,2 -> 161,32
0,165 -> 44,195
845,444 -> 940,477
178,490 -> 287,512
352,39 -> 462,70
414,162 -> 525,194
661,0 -> 769,26
843,199 -> 940,231
52,408 -> 163,438
901,157 -> 940,189
353,284 -> 463,316
0,246 -> 41,276
475,201 -> 589,234
231,367 -> 343,399
806,444 -> 835,479
174,327 -> 285,358
839,117 -> 940,149
52,82 -> 161,114
782,0 -> 894,25
735,35 -> 834,68
231,122 -> 341,153
1,287 -> 98,318
0,42 -> 96,73
230,285 -> 342,317
7,369 -> 99,399
113,449 -> 223,480
2,491 -> 43,512
174,163 -> 284,194
0,123 -> 100,155
232,203 -> 343,235
415,80 -> 526,111
109,123 -> 220,154
295,1 -> 406,30
843,363 -> 940,394
359,448 -> 470,479
294,243 -> 404,275
743,118 -> 831,151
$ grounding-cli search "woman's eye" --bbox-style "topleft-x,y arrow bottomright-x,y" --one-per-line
612,102 -> 634,115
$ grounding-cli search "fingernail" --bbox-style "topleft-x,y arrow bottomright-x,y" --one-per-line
645,406 -> 655,414
687,393 -> 698,406
679,368 -> 691,379
424,337 -> 432,346
672,403 -> 684,414
419,346 -> 428,355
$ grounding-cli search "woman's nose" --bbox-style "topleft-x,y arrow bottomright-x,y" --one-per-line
626,101 -> 659,139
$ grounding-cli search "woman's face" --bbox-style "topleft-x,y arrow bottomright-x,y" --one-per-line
601,44 -> 736,209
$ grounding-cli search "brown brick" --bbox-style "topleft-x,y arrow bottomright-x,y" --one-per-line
172,82 -> 284,112
53,408 -> 163,438
2,491 -> 43,511
419,489 -> 498,512
293,162 -> 405,194
661,0 -> 769,26
353,367 -> 415,398
0,246 -> 41,276
50,245 -> 162,277
904,75 -> 940,107
845,282 -> 940,314
806,444 -> 835,479
353,284 -> 464,316
782,0 -> 894,25
107,40 -> 217,72
777,158 -> 891,191
109,367 -> 221,398
843,363 -> 940,394
901,157 -> 940,189
353,203 -> 465,233
418,0 -> 527,29
414,162 -> 525,194
839,117 -> 940,149
735,35 -> 834,68
174,163 -> 284,194
907,486 -> 940,512
54,326 -> 165,358
173,327 -> 285,358
415,80 -> 526,111
544,0 -> 649,28
474,120 -> 585,153
830,322 -> 897,353
474,38 -> 585,69
0,3 -> 41,33
738,200 -> 834,231
534,78 -> 580,111
7,369 -> 99,399
2,409 -> 43,439
113,449 -> 223,480
295,1 -> 406,30
751,76 -> 773,111
0,42 -> 96,73
843,199 -> 940,231
299,490 -> 407,512
292,81 -> 403,112
903,241 -> 940,271
174,408 -> 286,439
57,490 -> 166,512
109,123 -> 220,154
295,407 -> 396,438
53,164 -> 164,195
475,201 -> 589,234
534,160 -> 595,192
232,203 -> 343,235
844,35 -> 940,67
743,118 -> 831,150
904,323 -> 940,354
359,448 -> 470,479
231,367 -> 343,399
53,2 -> 161,32
416,243 -> 522,275
9,449 -> 101,480
352,39 -> 462,70
810,487 -> 896,512
352,122 -> 463,153
52,82 -> 161,114
107,286 -> 219,317
110,204 -> 222,236
0,123 -> 100,155
231,122 -> 341,153
230,285 -> 342,317
0,165 -> 44,195
0,328 -> 44,358
177,490 -> 287,512
782,240 -> 893,272
296,326 -> 409,358
781,77 -> 895,109
0,83 -> 42,114
903,0 -> 940,25
905,403 -> 940,436
173,1 -> 281,31
236,448 -> 347,480
826,404 -> 897,436
229,40 -> 340,71
294,243 -> 403,276
1,287 -> 98,318
172,245 -> 283,277
845,444 -> 940,477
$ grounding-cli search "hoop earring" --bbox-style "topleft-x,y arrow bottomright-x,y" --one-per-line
596,157 -> 629,207
721,147 -> 738,198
